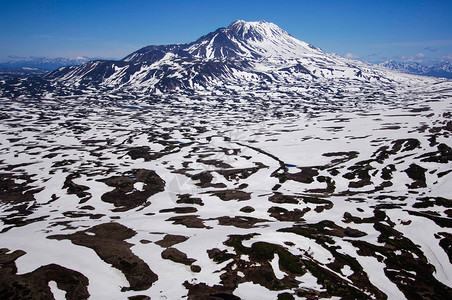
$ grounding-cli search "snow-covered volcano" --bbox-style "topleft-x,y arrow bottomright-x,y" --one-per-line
184,20 -> 322,59
42,20 -> 422,94
123,20 -> 321,62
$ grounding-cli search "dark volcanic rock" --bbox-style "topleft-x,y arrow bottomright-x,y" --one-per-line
213,216 -> 269,228
159,206 -> 198,214
167,215 -> 211,229
161,247 -> 196,265
191,171 -> 227,189
210,189 -> 251,201
155,234 -> 190,248
404,163 -> 427,188
268,206 -> 310,221
240,206 -> 255,213
0,248 -> 89,300
0,173 -> 44,232
268,193 -> 299,204
176,193 -> 204,206
99,169 -> 165,211
48,222 -> 158,291
63,173 -> 92,203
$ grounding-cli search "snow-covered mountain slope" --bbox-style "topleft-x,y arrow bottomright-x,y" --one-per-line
41,20 -> 433,94
185,20 -> 322,59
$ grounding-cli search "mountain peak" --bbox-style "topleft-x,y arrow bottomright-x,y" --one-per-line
185,19 -> 320,59
229,19 -> 272,26
226,20 -> 287,42
228,20 -> 271,28
122,20 -> 320,62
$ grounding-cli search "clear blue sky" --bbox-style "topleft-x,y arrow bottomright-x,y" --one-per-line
1,0 -> 451,64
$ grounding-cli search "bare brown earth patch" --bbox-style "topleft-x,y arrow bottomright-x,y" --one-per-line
0,173 -> 40,205
406,210 -> 452,228
417,143 -> 452,163
0,248 -> 90,299
127,146 -> 164,161
342,161 -> 373,188
212,216 -> 269,228
306,175 -> 336,193
48,222 -> 158,291
216,166 -> 265,181
197,234 -> 306,297
63,173 -> 91,203
280,220 -> 367,239
322,151 -> 359,166
98,169 -> 165,212
161,247 -> 196,265
183,281 -> 240,300
159,207 -> 198,214
286,167 -> 318,184
300,196 -> 333,212
352,222 -> 452,299
155,234 -> 189,248
191,171 -> 227,188
166,215 -> 212,229
437,232 -> 452,263
404,163 -> 427,188
62,211 -> 105,219
271,151 -> 359,186
196,158 -> 233,169
0,172 -> 45,232
268,206 -> 310,221
343,210 -> 383,224
277,223 -> 385,298
209,189 -> 251,201
205,233 -> 380,299
177,194 -> 204,206
240,206 -> 255,213
127,142 -> 188,161
128,295 -> 151,300
372,138 -> 421,163
268,193 -> 299,204
413,196 -> 452,209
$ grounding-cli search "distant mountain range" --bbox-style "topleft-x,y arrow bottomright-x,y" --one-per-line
379,60 -> 452,79
0,56 -> 92,72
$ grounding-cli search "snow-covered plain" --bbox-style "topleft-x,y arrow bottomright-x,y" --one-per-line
0,75 -> 451,299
